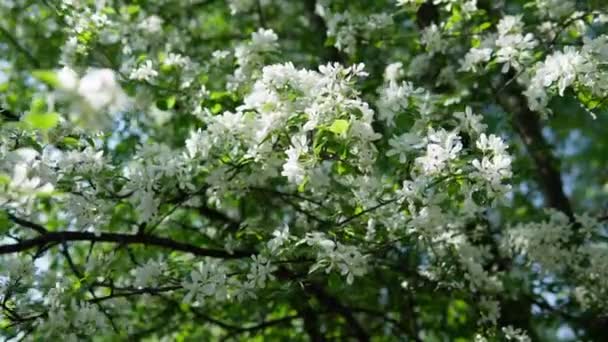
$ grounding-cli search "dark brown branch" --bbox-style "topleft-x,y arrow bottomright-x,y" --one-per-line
0,106 -> 21,121
304,0 -> 345,64
61,243 -> 84,278
0,231 -> 253,258
275,266 -> 367,341
337,198 -> 398,227
255,0 -> 267,27
199,205 -> 241,231
272,195 -> 328,225
416,0 -> 440,29
496,75 -> 574,220
7,214 -> 48,234
89,286 -> 181,303
304,282 -> 369,342
0,25 -> 40,67
493,74 -> 584,339
62,245 -> 120,333
222,314 -> 300,340
299,304 -> 325,342
249,187 -> 324,206
163,295 -> 297,336
349,306 -> 410,336
168,188 -> 242,231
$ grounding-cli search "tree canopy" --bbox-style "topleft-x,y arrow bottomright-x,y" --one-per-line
1,0 -> 608,341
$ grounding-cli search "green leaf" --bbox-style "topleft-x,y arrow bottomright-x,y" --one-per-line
156,96 -> 177,110
166,95 -> 177,109
329,119 -> 349,136
297,178 -> 308,192
447,299 -> 470,327
324,36 -> 336,47
336,161 -> 348,175
211,103 -> 223,114
328,272 -> 342,289
136,54 -> 149,64
0,211 -> 9,234
0,318 -> 10,330
0,173 -> 11,185
30,98 -> 46,114
32,70 -> 59,88
24,112 -> 60,130
125,4 -> 140,15
101,6 -> 117,15
474,22 -> 492,33
61,136 -> 80,148
210,91 -> 232,100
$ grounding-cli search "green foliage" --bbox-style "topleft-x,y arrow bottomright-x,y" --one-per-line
1,0 -> 608,341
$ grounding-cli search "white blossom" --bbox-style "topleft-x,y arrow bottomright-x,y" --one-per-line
386,133 -> 423,163
536,0 -> 575,19
138,15 -> 163,34
415,128 -> 463,174
182,262 -> 228,305
460,48 -> 492,72
420,24 -> 445,55
247,255 -> 277,287
251,28 -> 278,52
476,133 -> 508,155
130,60 -> 158,82
502,326 -> 531,342
454,106 -> 487,135
133,258 -> 166,288
267,225 -> 290,252
73,68 -> 128,113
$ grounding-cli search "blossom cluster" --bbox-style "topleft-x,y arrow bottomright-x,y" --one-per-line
1,0 -> 608,340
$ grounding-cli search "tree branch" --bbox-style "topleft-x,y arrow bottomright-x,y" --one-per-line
496,75 -> 574,220
303,0 -> 345,64
0,230 -> 253,258
304,282 -> 369,342
298,304 -> 324,342
0,25 -> 40,67
7,213 -> 48,234
222,314 -> 300,340
89,286 -> 181,303
275,266 -> 367,341
0,106 -> 21,121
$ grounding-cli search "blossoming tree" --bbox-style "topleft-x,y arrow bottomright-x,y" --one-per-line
1,0 -> 608,340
